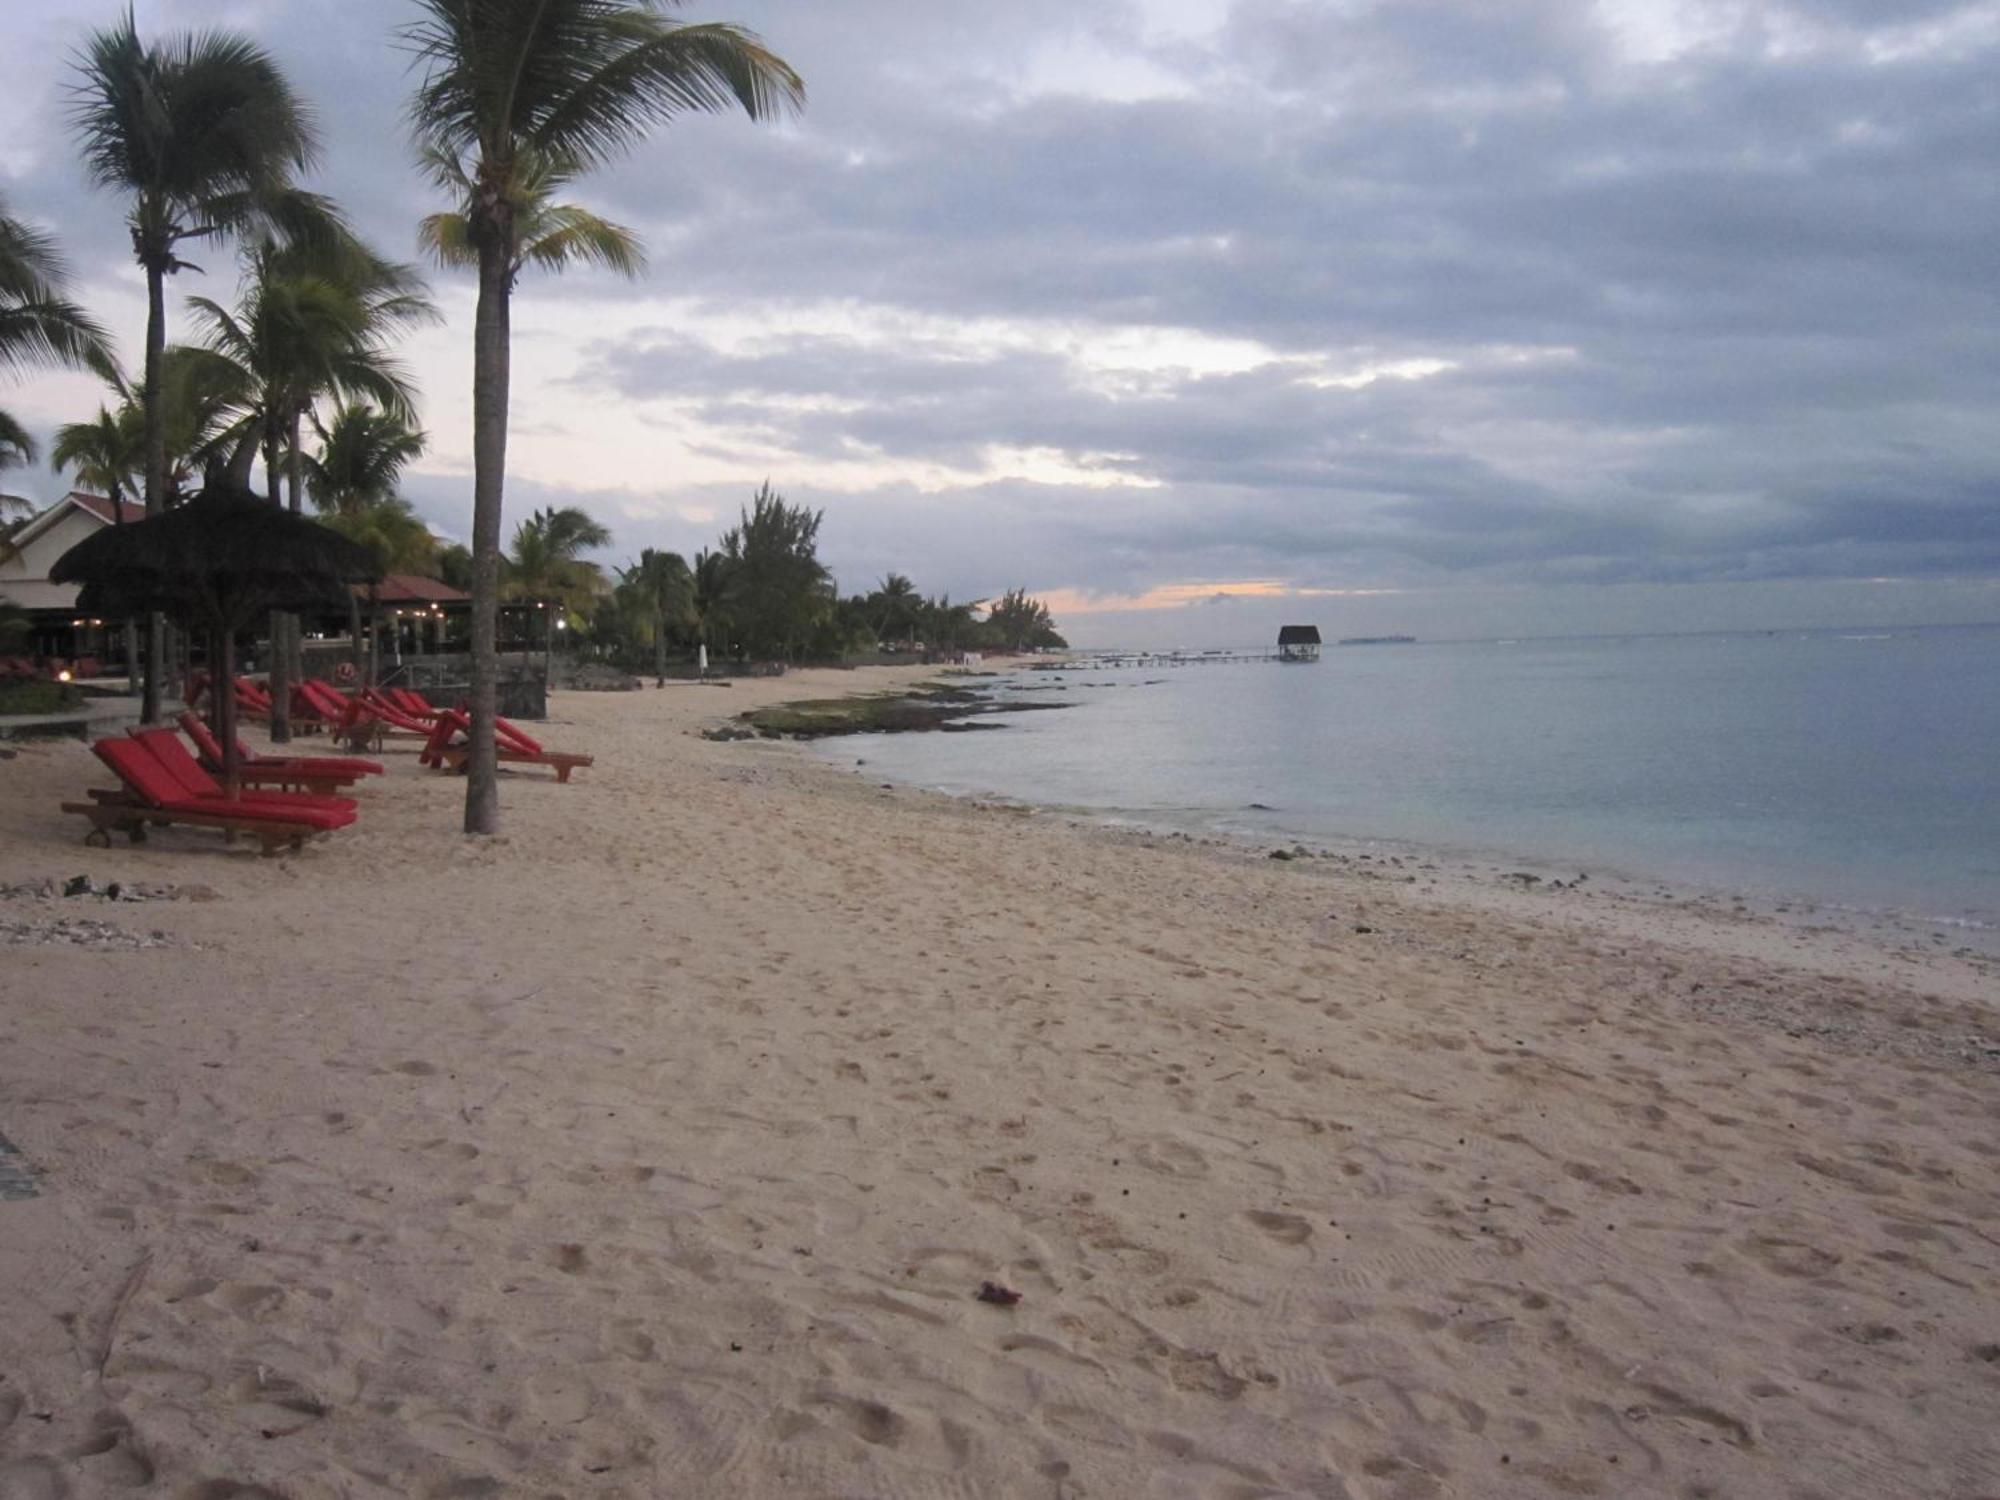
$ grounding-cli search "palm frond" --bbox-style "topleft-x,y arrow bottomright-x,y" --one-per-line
519,205 -> 646,277
68,14 -> 318,261
0,196 -> 115,374
0,407 -> 35,469
533,22 -> 803,168
417,210 -> 478,269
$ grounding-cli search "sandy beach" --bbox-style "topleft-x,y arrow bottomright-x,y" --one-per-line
1,666 -> 1995,1500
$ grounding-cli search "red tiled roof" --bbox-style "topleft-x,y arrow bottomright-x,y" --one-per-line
68,491 -> 148,527
365,573 -> 469,605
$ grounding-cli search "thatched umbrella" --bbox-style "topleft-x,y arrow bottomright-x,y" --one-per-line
51,481 -> 381,793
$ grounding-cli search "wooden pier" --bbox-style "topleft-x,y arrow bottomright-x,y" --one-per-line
1033,648 -> 1287,671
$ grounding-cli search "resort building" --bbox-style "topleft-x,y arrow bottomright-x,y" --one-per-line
0,491 -> 146,669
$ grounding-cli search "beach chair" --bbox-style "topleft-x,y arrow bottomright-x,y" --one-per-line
312,683 -> 430,751
386,686 -> 445,721
63,738 -> 355,855
419,708 -> 594,783
125,729 -> 359,817
176,712 -> 384,793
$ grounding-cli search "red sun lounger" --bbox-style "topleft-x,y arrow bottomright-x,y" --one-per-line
176,712 -> 383,793
64,738 -> 355,855
419,708 -> 594,783
125,728 -> 358,816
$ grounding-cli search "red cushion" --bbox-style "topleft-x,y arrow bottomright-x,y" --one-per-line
176,711 -> 228,769
128,730 -> 357,815
251,753 -> 383,777
94,737 -> 189,808
493,716 -> 544,755
129,728 -> 219,798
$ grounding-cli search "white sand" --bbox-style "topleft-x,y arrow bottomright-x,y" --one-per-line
1,666 -> 1995,1499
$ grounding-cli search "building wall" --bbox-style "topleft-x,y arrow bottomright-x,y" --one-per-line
0,507 -> 101,613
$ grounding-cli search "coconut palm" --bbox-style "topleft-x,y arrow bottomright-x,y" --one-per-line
192,238 -> 433,736
0,417 -> 34,478
51,405 -> 146,685
418,145 -> 645,283
507,505 -> 611,615
149,346 -> 250,500
616,547 -> 693,684
508,505 -> 610,690
308,403 -> 435,678
691,545 -> 734,663
406,0 -> 803,833
51,405 -> 142,507
2,196 -> 112,473
193,241 -> 430,513
70,13 -> 318,720
307,404 -> 428,518
321,498 -> 439,579
869,572 -> 923,648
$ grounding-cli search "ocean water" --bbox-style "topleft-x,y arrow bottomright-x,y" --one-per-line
816,625 -> 2000,931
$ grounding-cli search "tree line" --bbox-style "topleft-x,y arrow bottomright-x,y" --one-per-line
500,482 -> 1068,681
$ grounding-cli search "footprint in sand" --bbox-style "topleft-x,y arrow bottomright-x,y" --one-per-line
1132,1138 -> 1210,1178
228,1371 -> 330,1439
808,1392 -> 905,1447
0,1460 -> 64,1500
1245,1210 -> 1313,1245
68,1419 -> 155,1488
1743,1236 -> 1842,1279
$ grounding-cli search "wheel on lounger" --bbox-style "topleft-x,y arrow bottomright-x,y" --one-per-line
84,827 -> 111,849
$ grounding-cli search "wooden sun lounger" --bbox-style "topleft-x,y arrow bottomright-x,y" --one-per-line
64,793 -> 335,855
420,709 -> 594,783
176,712 -> 382,795
64,739 -> 354,856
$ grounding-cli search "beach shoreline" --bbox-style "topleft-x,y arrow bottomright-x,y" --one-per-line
1,668 -> 1995,1497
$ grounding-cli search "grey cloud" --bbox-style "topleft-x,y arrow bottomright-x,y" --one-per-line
2,0 -> 1996,640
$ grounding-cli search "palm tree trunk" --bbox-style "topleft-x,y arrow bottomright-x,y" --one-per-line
264,420 -> 292,743
367,584 -> 381,689
284,408 -> 307,696
464,243 -> 510,835
655,611 -> 666,687
140,263 -> 168,725
213,627 -> 242,799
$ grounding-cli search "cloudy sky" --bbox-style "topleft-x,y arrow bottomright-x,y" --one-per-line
4,0 -> 1998,644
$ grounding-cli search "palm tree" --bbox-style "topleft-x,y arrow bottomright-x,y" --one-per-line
691,546 -> 734,667
71,12 -> 318,720
869,572 -> 923,648
508,505 -> 610,691
406,0 -> 803,833
2,195 -> 112,473
149,346 -> 249,500
51,403 -> 145,687
194,243 -> 429,510
308,403 -> 434,679
418,146 -> 645,282
616,547 -> 693,684
307,403 -> 427,518
192,238 -> 433,736
51,406 -> 141,505
508,505 -> 611,613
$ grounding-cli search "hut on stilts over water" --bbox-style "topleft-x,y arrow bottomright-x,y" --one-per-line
1277,624 -> 1322,662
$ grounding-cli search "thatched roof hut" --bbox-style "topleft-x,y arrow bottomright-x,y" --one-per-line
1277,624 -> 1321,661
